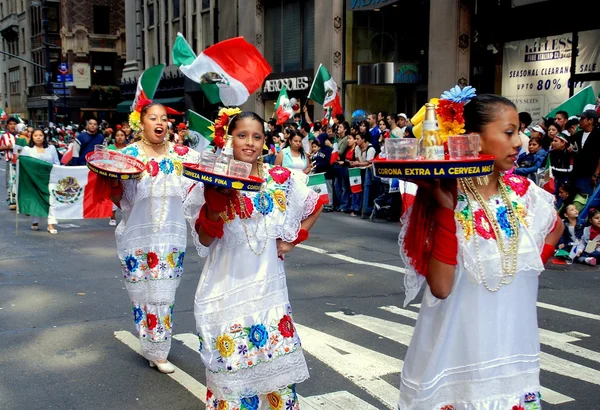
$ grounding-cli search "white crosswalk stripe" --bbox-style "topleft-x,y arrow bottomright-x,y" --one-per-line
114,298 -> 600,409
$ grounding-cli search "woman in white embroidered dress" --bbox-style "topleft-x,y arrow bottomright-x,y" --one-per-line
398,95 -> 563,409
183,111 -> 323,410
110,103 -> 200,374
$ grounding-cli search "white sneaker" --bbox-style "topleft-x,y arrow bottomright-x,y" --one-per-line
109,219 -> 117,226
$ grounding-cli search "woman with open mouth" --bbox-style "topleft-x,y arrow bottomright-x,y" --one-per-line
110,102 -> 200,374
184,110 -> 324,410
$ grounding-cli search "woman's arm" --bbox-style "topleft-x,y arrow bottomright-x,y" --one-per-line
197,208 -> 221,247
51,146 -> 60,165
304,155 -> 311,174
277,205 -> 323,257
274,151 -> 283,166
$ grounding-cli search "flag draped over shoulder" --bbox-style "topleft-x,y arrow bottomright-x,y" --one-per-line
173,33 -> 271,106
18,156 -> 112,219
131,64 -> 165,111
308,64 -> 343,120
187,110 -> 215,152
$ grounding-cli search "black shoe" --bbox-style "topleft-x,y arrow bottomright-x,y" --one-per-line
323,207 -> 334,213
343,209 -> 352,214
361,213 -> 370,220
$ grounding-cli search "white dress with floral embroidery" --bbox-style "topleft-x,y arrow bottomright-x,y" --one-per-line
183,165 -> 319,406
116,142 -> 200,362
398,174 -> 556,410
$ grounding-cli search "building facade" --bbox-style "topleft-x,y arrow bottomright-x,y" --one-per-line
0,0 -> 32,119
26,0 -> 126,125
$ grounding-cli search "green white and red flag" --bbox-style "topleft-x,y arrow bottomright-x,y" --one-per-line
131,64 -> 165,112
349,168 -> 362,193
18,156 -> 112,219
187,110 -> 215,152
173,33 -> 271,106
308,64 -> 343,120
275,86 -> 294,125
0,108 -> 7,121
307,172 -> 329,204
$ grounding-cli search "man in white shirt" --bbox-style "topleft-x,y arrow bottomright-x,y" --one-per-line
0,117 -> 18,209
387,113 -> 404,138
397,113 -> 409,135
352,132 -> 377,219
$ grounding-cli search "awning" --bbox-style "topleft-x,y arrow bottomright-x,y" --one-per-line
116,97 -> 184,113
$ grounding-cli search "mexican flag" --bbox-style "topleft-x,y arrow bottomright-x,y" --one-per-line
18,156 -> 112,219
131,64 -> 165,111
349,168 -> 362,193
546,85 -> 596,118
13,137 -> 27,157
173,33 -> 271,106
0,108 -> 7,121
187,110 -> 214,152
308,64 -> 343,119
307,172 -> 329,204
275,86 -> 294,125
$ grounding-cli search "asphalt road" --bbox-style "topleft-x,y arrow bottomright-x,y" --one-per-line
1,174 -> 600,410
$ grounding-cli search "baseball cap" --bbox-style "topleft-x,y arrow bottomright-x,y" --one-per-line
177,122 -> 187,130
555,133 -> 569,144
398,113 -> 408,120
578,109 -> 599,120
531,125 -> 545,135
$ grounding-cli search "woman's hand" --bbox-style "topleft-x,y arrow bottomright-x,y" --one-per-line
558,244 -> 565,249
276,239 -> 295,260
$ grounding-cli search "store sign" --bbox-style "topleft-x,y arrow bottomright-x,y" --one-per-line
502,29 -> 600,121
262,70 -> 313,99
347,0 -> 399,11
395,64 -> 419,84
73,63 -> 91,89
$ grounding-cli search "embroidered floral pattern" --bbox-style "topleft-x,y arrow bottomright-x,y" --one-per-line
146,251 -> 159,269
147,313 -> 158,330
248,324 -> 269,349
503,173 -> 530,197
269,165 -> 292,184
125,255 -> 139,272
216,334 -> 236,357
122,145 -> 139,157
496,206 -> 512,237
267,392 -> 283,410
241,396 -> 259,410
254,192 -> 274,215
173,145 -> 189,156
173,160 -> 183,176
132,305 -> 144,324
456,207 -> 473,241
146,159 -> 159,177
273,190 -> 287,212
473,209 -> 496,240
278,315 -> 295,338
159,158 -> 174,174
121,249 -> 184,282
440,406 -> 455,410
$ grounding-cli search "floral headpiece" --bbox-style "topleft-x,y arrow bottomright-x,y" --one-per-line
411,85 -> 477,142
128,98 -> 185,134
436,85 -> 477,141
209,107 -> 242,149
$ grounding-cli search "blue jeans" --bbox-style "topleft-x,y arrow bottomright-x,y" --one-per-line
334,165 -> 350,211
575,177 -> 595,196
350,192 -> 361,212
362,167 -> 375,215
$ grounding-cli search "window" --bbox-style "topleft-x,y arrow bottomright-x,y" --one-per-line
148,3 -> 154,27
23,66 -> 26,88
202,0 -> 210,10
264,0 -> 314,73
21,28 -> 25,54
93,6 -> 110,34
47,4 -> 59,33
172,0 -> 179,18
9,68 -> 20,94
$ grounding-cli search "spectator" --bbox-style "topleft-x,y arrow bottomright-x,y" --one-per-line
108,129 -> 128,151
21,129 -> 60,233
275,131 -> 311,174
571,109 -> 600,195
345,134 -> 362,216
378,119 -> 390,141
574,208 -> 600,266
352,132 -> 377,219
555,110 -> 569,130
377,111 -> 387,122
293,112 -> 302,128
334,113 -> 345,126
558,204 -> 585,257
0,117 -> 19,209
367,113 -> 381,152
549,133 -> 574,203
299,122 -> 312,154
313,134 -> 334,212
515,137 -> 547,180
397,113 -> 409,135
267,118 -> 276,133
388,114 -> 403,138
72,118 -> 103,166
557,182 -> 588,214
545,124 -> 560,148
404,125 -> 416,138
333,122 -> 350,212
518,111 -> 533,151
563,118 -> 579,137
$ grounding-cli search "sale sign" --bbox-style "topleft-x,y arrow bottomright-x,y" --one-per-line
502,29 -> 600,121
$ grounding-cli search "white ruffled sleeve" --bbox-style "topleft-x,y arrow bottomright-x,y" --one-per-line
182,182 -> 211,258
526,183 -> 558,251
398,207 -> 427,307
280,170 -> 320,243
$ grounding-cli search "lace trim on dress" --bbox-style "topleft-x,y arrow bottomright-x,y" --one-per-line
398,208 -> 427,307
140,338 -> 172,362
195,290 -> 290,327
181,182 -> 211,258
206,348 -> 309,401
125,279 -> 181,303
399,369 -> 540,410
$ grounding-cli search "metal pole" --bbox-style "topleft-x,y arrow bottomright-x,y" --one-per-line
42,0 -> 53,123
63,72 -> 67,123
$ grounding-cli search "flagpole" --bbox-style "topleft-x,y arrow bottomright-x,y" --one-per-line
306,63 -> 323,103
15,158 -> 19,235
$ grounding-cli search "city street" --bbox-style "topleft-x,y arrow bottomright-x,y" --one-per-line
1,178 -> 600,410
